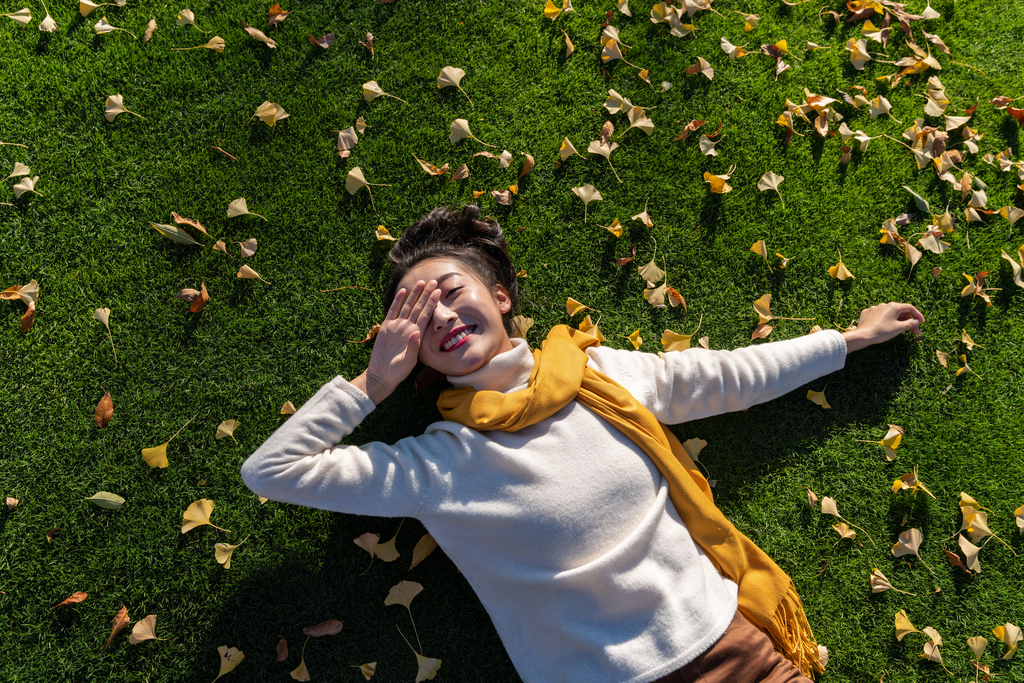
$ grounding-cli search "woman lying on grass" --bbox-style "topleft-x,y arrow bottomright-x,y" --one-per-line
242,204 -> 924,683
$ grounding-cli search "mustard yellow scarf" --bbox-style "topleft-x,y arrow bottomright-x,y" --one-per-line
437,325 -> 824,678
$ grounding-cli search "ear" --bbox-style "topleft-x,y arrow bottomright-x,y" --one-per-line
493,285 -> 512,315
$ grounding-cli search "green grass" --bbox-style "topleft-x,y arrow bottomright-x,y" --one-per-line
1,0 -> 1023,680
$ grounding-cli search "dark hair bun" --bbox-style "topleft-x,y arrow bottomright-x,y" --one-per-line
384,205 -> 519,334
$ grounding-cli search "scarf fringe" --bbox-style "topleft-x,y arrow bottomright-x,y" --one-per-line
746,583 -> 825,679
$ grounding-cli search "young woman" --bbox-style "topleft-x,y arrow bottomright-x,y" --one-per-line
242,205 -> 924,683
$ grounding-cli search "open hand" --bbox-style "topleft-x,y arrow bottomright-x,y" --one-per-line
353,280 -> 440,404
843,302 -> 924,354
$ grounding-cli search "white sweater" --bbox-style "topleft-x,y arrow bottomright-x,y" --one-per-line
241,330 -> 847,683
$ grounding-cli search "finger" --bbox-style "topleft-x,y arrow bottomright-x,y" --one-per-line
415,286 -> 442,331
408,280 -> 438,321
399,280 -> 426,319
385,287 -> 408,321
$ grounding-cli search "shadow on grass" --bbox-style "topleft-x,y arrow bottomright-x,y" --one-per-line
179,512 -> 519,682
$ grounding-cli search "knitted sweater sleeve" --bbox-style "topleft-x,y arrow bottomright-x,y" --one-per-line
585,329 -> 847,425
240,376 -> 456,517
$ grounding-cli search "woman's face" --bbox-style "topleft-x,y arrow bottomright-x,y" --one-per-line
396,257 -> 514,376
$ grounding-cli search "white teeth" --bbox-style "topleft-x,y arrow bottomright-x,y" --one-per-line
442,328 -> 472,350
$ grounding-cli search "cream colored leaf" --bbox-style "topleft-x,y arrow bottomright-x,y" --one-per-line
39,12 -> 57,31
968,635 -> 987,662
958,533 -> 982,573
993,623 -> 1022,659
143,18 -> 156,42
571,184 -> 602,222
510,314 -> 534,339
920,640 -> 943,664
128,614 -> 163,644
362,80 -> 385,102
227,198 -> 266,220
216,419 -> 240,441
999,206 -> 1024,226
3,161 -> 30,182
681,437 -> 706,461
559,137 -> 580,161
374,532 -> 400,562
892,528 -> 923,558
237,264 -> 268,283
869,568 -> 893,593
437,65 -> 465,89
637,258 -> 665,283
832,521 -> 856,542
698,134 -> 721,156
176,8 -> 196,25
384,580 -> 423,609
3,8 -> 31,26
356,662 -> 377,680
562,30 -> 574,57
846,38 -> 871,70
354,532 -> 379,557
12,175 -> 40,198
820,496 -> 840,518
243,23 -> 276,48
214,646 -> 245,682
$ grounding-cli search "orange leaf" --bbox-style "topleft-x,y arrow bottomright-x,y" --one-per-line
50,591 -> 88,610
94,392 -> 113,428
104,605 -> 130,650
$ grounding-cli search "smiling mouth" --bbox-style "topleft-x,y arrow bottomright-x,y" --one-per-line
441,325 -> 476,351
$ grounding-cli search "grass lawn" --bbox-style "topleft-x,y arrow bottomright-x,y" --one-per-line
1,0 -> 1023,681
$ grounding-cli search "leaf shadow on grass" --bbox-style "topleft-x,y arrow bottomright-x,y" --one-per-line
34,33 -> 53,56
696,192 -> 726,246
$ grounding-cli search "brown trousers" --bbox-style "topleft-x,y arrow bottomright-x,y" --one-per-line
653,610 -> 814,683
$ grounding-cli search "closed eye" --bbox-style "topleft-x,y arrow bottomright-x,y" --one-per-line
445,286 -> 462,299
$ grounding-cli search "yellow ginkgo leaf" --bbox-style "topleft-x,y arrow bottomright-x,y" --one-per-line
993,623 -> 1022,659
409,534 -> 438,572
375,225 -> 398,242
150,222 -> 200,246
895,609 -> 921,641
104,94 -> 144,122
750,240 -> 773,272
396,627 -> 442,682
213,645 -> 245,682
661,329 -> 692,352
566,297 -> 589,317
832,521 -> 856,544
578,314 -> 605,343
828,253 -> 855,280
215,535 -> 248,569
571,184 -> 602,222
384,580 -> 423,610
181,498 -> 231,534
216,419 -> 240,442
807,389 -> 831,409
142,413 -> 197,468
626,329 -> 643,350
374,529 -> 401,561
250,101 -> 288,127
437,66 -> 473,107
171,35 -> 225,52
559,137 -> 582,161
703,170 -> 732,193
355,662 -> 377,680
3,8 -> 32,26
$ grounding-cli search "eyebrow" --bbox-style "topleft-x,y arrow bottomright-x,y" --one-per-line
435,272 -> 461,287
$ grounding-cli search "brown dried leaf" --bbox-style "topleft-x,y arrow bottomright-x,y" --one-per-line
309,33 -> 334,49
276,636 -> 288,661
303,619 -> 344,637
190,283 -> 210,314
360,31 -> 374,57
171,212 -> 208,236
267,3 -> 290,27
50,591 -> 88,609
349,324 -> 381,344
95,392 -> 113,428
409,533 -> 438,571
105,605 -> 130,650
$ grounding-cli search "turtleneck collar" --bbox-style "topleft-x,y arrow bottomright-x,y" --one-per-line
446,337 -> 534,393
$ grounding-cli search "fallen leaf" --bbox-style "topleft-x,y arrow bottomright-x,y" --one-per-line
828,253 -> 855,281
105,605 -> 130,650
303,619 -> 344,637
94,392 -> 113,428
519,153 -> 535,178
291,639 -> 311,681
891,465 -> 936,499
142,413 -> 197,468
832,522 -> 856,544
895,609 -> 921,641
276,637 -> 288,661
150,222 -> 200,246
681,437 -> 706,461
497,315 -> 530,343
38,11 -> 56,31
750,323 -> 773,340
578,315 -> 605,343
703,170 -> 733,193
181,498 -> 231,533
2,8 -> 31,26
94,16 -> 136,38
267,3 -> 290,27
661,329 -> 693,353
354,532 -> 380,558
409,534 -> 438,571
626,329 -> 643,350
807,389 -> 831,409
750,240 -> 772,272
5,496 -> 17,510
46,527 -> 61,542
143,18 -> 156,42
598,218 -> 622,238
450,163 -> 469,181
356,662 -> 377,680
571,184 -> 602,222
129,614 -> 165,644
280,401 -> 296,414
385,580 -> 423,610
757,172 -> 785,207
214,645 -> 245,682
86,491 -> 125,509
12,175 -> 41,198
226,198 -> 267,221
993,623 -> 1022,659
437,66 -> 473,107
216,419 -> 240,442
50,592 -> 88,609
171,35 -> 226,53
449,118 -> 492,146
684,56 -> 714,80
892,528 -> 934,574
309,32 -> 334,48
237,264 -> 270,284
562,30 -> 574,57
251,100 -> 288,126
375,530 -> 401,561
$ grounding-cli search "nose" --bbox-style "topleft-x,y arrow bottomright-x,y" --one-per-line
432,302 -> 457,330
